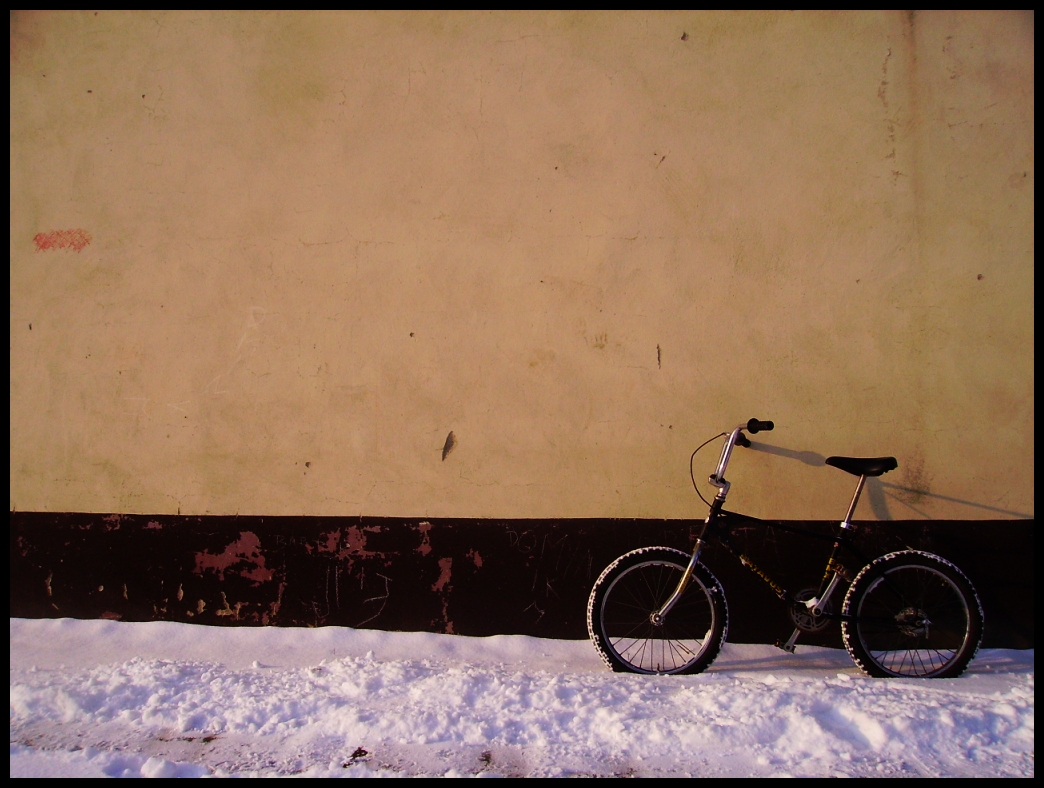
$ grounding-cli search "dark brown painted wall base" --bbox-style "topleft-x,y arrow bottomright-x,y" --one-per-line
10,513 -> 1034,649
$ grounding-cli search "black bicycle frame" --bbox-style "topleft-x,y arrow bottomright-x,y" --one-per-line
653,424 -> 879,650
697,505 -> 872,614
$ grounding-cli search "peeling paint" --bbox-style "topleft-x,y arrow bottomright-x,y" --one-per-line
215,591 -> 244,619
431,556 -> 455,634
339,526 -> 376,559
416,521 -> 433,556
432,557 -> 452,593
467,549 -> 483,568
319,526 -> 379,559
193,531 -> 273,584
318,529 -> 341,554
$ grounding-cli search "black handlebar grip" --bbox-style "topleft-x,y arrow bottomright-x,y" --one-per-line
746,418 -> 775,434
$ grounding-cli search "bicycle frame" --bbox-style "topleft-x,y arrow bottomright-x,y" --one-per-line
655,423 -> 873,651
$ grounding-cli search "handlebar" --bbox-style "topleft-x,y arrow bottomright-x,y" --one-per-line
746,418 -> 774,434
707,418 -> 775,496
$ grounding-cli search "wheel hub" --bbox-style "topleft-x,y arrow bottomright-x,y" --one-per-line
895,606 -> 931,638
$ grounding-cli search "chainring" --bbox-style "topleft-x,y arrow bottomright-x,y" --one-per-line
789,587 -> 834,633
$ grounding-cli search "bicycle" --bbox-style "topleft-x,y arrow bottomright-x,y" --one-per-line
587,419 -> 984,678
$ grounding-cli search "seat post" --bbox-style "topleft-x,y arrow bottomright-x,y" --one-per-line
841,475 -> 867,529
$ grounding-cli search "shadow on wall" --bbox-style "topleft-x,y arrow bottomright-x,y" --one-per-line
747,442 -> 1031,520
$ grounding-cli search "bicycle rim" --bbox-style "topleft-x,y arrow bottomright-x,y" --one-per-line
600,558 -> 719,674
851,563 -> 974,677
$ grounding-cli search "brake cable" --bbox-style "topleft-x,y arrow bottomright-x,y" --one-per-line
690,432 -> 727,507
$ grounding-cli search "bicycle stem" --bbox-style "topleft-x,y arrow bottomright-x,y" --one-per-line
707,423 -> 749,499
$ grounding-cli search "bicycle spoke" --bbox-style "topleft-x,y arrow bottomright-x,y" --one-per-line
845,553 -> 980,678
592,551 -> 725,674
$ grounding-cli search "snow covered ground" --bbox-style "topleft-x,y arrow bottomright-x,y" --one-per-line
10,618 -> 1033,778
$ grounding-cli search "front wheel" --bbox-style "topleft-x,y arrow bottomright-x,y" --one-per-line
587,547 -> 728,675
841,550 -> 983,678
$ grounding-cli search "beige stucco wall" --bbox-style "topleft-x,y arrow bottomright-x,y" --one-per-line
10,11 -> 1034,520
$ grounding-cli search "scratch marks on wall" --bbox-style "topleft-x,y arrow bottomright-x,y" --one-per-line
33,229 -> 92,252
235,306 -> 268,354
357,573 -> 391,627
203,306 -> 269,396
165,402 -> 191,419
122,397 -> 149,417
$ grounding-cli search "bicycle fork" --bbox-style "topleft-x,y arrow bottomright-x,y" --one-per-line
652,538 -> 708,625
652,479 -> 732,626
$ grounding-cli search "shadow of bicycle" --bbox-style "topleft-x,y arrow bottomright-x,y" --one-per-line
746,441 -> 1031,520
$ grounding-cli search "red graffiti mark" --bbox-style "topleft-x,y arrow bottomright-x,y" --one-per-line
34,229 -> 92,252
193,531 -> 273,584
432,557 -> 452,593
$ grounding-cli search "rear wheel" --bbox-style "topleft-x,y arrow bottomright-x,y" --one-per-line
587,547 -> 728,675
841,550 -> 983,678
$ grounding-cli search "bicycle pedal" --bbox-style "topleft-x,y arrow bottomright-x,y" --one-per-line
774,639 -> 796,654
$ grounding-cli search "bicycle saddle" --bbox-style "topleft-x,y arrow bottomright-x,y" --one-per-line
825,456 -> 898,477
